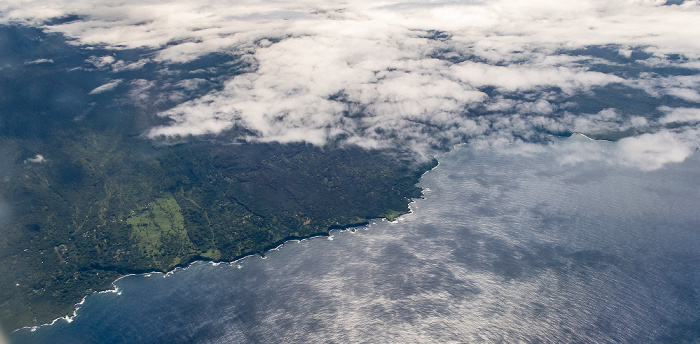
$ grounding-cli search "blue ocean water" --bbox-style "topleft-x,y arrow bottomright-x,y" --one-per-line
11,140 -> 700,343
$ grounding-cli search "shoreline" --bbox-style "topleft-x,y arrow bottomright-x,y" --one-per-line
11,134 -> 606,334
12,157 -> 443,335
13,213 -> 416,335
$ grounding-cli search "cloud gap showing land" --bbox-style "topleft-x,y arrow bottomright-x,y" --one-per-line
2,0 -> 700,168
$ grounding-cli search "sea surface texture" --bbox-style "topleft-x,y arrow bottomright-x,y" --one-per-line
12,139 -> 700,343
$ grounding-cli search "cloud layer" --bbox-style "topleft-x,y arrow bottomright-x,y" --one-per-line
2,0 -> 700,168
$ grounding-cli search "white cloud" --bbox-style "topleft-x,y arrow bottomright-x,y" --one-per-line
111,59 -> 150,72
666,88 -> 700,103
2,0 -> 700,168
449,63 -> 621,93
659,107 -> 700,124
616,130 -> 697,170
24,154 -> 46,163
553,129 -> 699,171
24,58 -> 53,65
175,78 -> 207,91
89,79 -> 123,94
87,56 -> 116,69
629,116 -> 648,127
146,18 -> 620,151
127,79 -> 157,104
628,74 -> 700,102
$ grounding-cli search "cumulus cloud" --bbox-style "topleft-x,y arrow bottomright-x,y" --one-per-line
87,56 -> 116,69
2,0 -> 700,168
659,106 -> 700,124
112,59 -> 150,72
553,129 -> 699,171
24,154 -> 46,163
628,74 -> 700,102
145,18 -> 622,151
616,130 -> 696,170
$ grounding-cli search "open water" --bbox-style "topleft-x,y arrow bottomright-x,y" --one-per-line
11,139 -> 700,343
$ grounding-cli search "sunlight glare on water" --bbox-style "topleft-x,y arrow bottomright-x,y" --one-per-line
12,139 -> 700,343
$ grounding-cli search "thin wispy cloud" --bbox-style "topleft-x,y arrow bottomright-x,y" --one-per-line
89,79 -> 123,94
2,0 -> 699,169
24,58 -> 53,65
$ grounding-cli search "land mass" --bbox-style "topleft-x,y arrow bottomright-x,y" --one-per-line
0,136 -> 436,332
0,24 -> 438,332
3,22 -> 686,333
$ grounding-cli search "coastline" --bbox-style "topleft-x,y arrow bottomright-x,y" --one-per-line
14,212 -> 416,335
11,157 -> 441,334
11,134 -> 625,335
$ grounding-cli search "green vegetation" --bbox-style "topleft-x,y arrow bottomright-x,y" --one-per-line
381,209 -> 405,222
4,22 -> 691,334
126,195 -> 194,271
200,249 -> 222,261
0,24 -> 438,332
0,135 -> 435,332
0,121 -> 436,334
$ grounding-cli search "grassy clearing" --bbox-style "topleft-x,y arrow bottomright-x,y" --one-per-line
200,248 -> 222,261
381,209 -> 405,221
127,195 -> 194,270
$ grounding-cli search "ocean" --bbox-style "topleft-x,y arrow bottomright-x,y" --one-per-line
11,138 -> 700,343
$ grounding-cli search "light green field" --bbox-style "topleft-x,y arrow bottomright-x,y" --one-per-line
381,209 -> 404,221
200,248 -> 222,261
127,195 -> 194,270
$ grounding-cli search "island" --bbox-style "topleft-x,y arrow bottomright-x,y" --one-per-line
1,136 -> 435,332
0,24 -> 437,332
